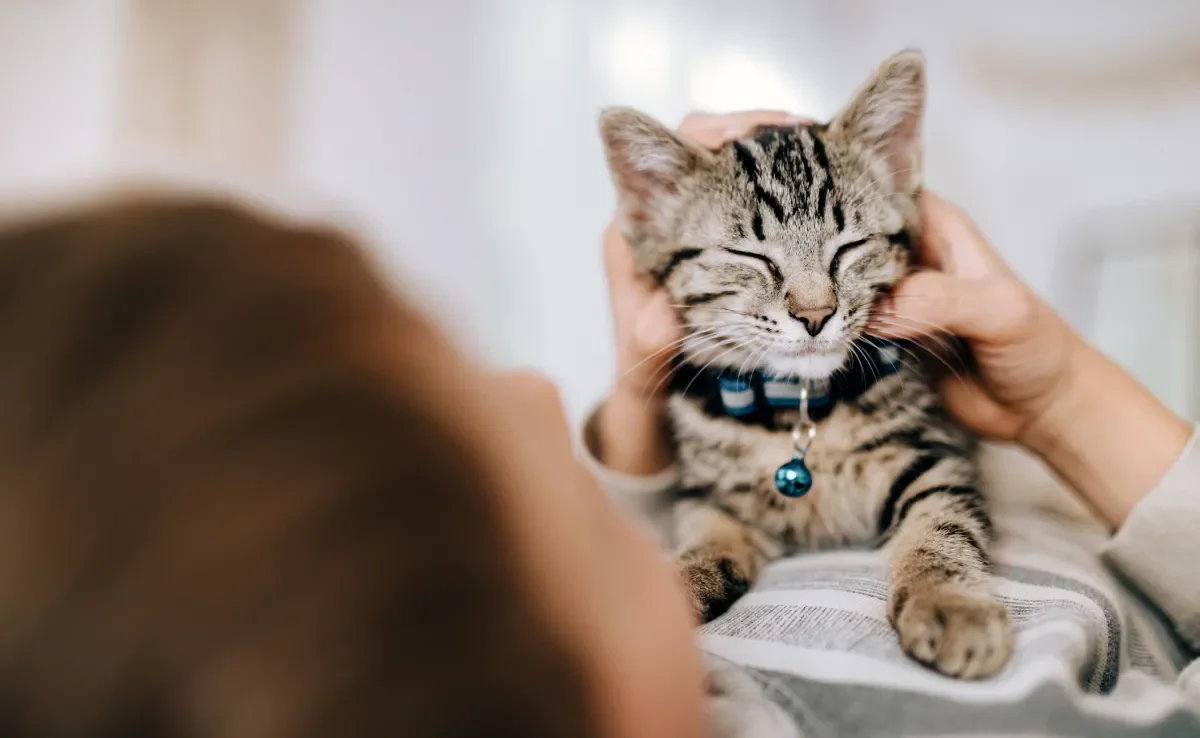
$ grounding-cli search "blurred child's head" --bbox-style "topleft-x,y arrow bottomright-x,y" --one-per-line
0,197 -> 703,738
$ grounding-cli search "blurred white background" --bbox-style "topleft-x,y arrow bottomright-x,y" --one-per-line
1,0 -> 1197,421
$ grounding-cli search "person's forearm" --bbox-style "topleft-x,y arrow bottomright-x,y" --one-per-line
1025,343 -> 1193,528
595,390 -> 673,475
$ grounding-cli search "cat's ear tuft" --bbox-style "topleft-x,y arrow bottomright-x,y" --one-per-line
599,107 -> 708,227
831,50 -> 925,194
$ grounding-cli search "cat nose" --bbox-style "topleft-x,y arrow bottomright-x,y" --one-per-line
787,301 -> 835,337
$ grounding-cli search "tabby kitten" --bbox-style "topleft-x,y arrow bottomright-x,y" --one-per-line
599,51 -> 1013,679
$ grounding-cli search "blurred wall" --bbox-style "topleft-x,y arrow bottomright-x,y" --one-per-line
289,0 -> 487,349
118,0 -> 294,178
0,0 -> 124,188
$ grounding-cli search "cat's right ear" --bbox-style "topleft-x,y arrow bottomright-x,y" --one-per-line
829,50 -> 925,195
599,108 -> 710,237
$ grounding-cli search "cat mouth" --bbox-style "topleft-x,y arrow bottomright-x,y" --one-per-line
776,339 -> 846,361
764,344 -> 851,380
785,344 -> 836,357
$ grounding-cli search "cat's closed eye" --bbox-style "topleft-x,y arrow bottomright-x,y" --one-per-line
828,237 -> 874,278
722,247 -> 783,284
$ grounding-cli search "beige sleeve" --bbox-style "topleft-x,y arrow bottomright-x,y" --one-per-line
1103,425 -> 1200,649
578,403 -> 678,542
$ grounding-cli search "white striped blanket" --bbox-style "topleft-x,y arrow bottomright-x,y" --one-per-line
701,511 -> 1199,738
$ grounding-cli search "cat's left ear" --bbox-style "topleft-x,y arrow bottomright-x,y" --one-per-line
599,107 -> 712,237
830,50 -> 925,194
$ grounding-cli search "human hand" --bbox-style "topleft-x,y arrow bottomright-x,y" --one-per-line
602,220 -> 681,404
871,193 -> 1191,525
868,192 -> 1083,443
597,110 -> 808,474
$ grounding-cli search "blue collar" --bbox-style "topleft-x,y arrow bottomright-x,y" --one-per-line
670,340 -> 905,428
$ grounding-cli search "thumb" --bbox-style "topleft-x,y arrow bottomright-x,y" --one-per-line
634,290 -> 682,357
938,373 -> 1023,441
871,271 -> 1034,345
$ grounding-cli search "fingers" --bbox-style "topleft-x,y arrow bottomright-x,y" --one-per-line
871,270 -> 1036,345
938,374 -> 1023,441
914,192 -> 953,271
603,221 -> 681,385
917,193 -> 1012,279
602,219 -> 635,286
604,219 -> 662,300
678,109 -> 811,149
634,290 -> 682,357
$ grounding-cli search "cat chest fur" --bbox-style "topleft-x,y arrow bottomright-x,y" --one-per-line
667,371 -> 972,552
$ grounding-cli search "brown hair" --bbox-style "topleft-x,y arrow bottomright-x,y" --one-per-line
0,197 -> 595,738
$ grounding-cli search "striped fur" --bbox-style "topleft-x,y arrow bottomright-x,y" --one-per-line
601,51 -> 1012,679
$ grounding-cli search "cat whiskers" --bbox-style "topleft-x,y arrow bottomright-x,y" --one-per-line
867,302 -> 952,338
861,322 -> 970,384
847,340 -> 883,388
867,307 -> 965,363
644,330 -> 755,400
671,332 -> 768,399
638,313 -> 782,399
669,321 -> 781,398
616,327 -> 726,392
733,333 -> 775,381
854,333 -> 915,406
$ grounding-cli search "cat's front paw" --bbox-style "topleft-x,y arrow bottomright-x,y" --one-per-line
679,554 -> 752,623
891,585 -> 1013,679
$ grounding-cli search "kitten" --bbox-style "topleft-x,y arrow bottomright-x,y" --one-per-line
599,50 -> 1013,679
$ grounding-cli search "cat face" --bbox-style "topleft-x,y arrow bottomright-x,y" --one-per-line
600,51 -> 925,379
